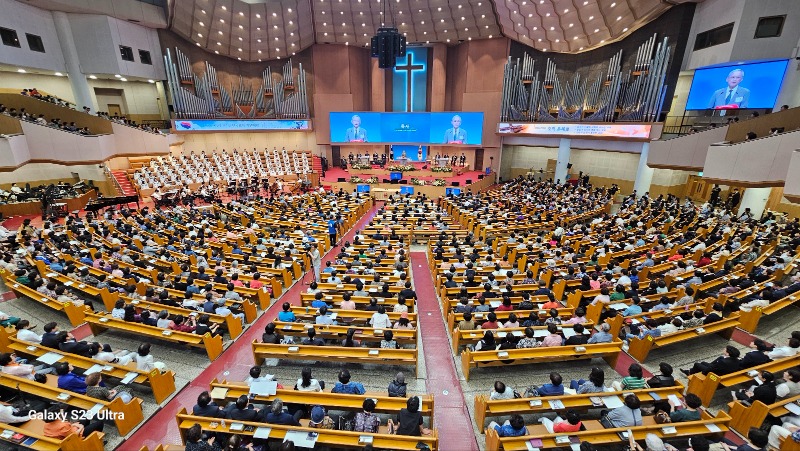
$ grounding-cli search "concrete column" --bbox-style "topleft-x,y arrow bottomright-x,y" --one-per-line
738,187 -> 771,219
633,142 -> 655,197
52,11 -> 94,112
555,138 -> 571,184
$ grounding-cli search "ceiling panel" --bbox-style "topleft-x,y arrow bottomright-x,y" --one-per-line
166,0 -> 700,62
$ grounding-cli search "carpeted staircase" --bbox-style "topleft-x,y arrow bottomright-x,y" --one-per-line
110,170 -> 137,196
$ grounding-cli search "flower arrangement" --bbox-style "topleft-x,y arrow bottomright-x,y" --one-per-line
350,163 -> 372,170
432,179 -> 446,186
411,178 -> 426,186
366,176 -> 379,184
431,166 -> 453,173
387,164 -> 416,172
349,176 -> 364,183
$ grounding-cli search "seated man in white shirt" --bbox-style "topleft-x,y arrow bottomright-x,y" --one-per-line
15,320 -> 42,343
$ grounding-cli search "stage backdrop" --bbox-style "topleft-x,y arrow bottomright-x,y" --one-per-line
329,112 -> 484,145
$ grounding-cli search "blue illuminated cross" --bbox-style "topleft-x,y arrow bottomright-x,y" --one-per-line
395,53 -> 424,112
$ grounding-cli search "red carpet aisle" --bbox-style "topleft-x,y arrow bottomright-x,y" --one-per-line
410,251 -> 480,451
121,203 -> 381,450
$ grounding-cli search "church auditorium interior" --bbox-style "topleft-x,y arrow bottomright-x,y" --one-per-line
1,0 -> 800,450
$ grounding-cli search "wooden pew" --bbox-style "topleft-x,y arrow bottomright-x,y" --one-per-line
738,291 -> 800,334
175,408 -> 439,450
251,342 -> 418,375
484,410 -> 730,451
0,418 -> 104,451
451,323 -> 594,355
0,372 -> 143,435
0,270 -> 91,327
0,327 -> 176,404
208,379 -> 434,417
79,311 -> 224,361
626,315 -> 740,363
728,392 -> 800,436
687,355 -> 800,406
460,339 -> 623,381
473,382 -> 685,431
272,321 -> 417,346
288,306 -> 416,326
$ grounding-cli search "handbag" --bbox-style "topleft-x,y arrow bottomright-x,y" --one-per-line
654,411 -> 671,424
599,414 -> 615,429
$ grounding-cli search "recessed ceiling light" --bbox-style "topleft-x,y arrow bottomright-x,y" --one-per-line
421,21 -> 425,24
256,14 -> 260,18
276,47 -> 280,51
437,7 -> 441,11
257,27 -> 261,30
595,28 -> 599,32
214,50 -> 219,54
555,39 -> 559,42
623,27 -> 628,32
545,13 -> 550,17
324,32 -> 328,35
114,74 -> 121,78
17,69 -> 26,73
218,41 -> 222,45
258,50 -> 262,53
55,72 -> 63,76
218,31 -> 223,35
543,48 -> 547,51
198,21 -> 204,26
579,47 -> 583,50
484,25 -> 487,28
424,31 -> 427,34
589,15 -> 594,20
537,38 -> 541,42
239,12 -> 244,16
257,39 -> 262,42
89,75 -> 97,79
198,33 -> 203,37
488,34 -> 492,38
600,39 -> 605,43
345,42 -> 349,45
238,48 -> 242,51
464,27 -> 468,31
564,9 -> 569,13
275,37 -> 278,40
221,5 -> 226,10
569,23 -> 573,27
446,39 -> 450,42
258,59 -> 262,61
461,16 -> 465,20
148,79 -> 154,83
272,12 -> 277,17
290,32 -> 294,36
220,19 -> 224,23
120,78 -> 127,81
238,25 -> 243,29
238,57 -> 241,60
610,2 -> 616,6
239,37 -> 243,41
550,26 -> 554,30
583,1 -> 588,4
528,13 -> 532,17
617,16 -> 622,20
342,22 -> 345,26
201,9 -> 206,14
441,19 -> 444,22
288,8 -> 292,12
291,43 -> 295,46
289,20 -> 293,24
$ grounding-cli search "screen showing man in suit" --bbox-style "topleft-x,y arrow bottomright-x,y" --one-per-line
444,115 -> 468,144
345,115 -> 368,142
707,69 -> 750,109
685,60 -> 788,111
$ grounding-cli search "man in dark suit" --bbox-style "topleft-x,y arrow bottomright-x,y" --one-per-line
647,362 -> 677,388
224,395 -> 259,421
40,322 -> 61,348
56,331 -> 92,357
399,282 -> 417,300
682,345 -> 741,376
740,339 -> 772,369
193,391 -> 224,417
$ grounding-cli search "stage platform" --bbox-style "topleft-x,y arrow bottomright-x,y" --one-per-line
320,163 -> 494,199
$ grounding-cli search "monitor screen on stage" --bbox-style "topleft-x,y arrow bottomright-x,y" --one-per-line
390,172 -> 403,181
356,184 -> 371,193
445,188 -> 462,196
329,112 -> 483,145
685,59 -> 789,110
392,145 -> 427,162
399,186 -> 414,195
